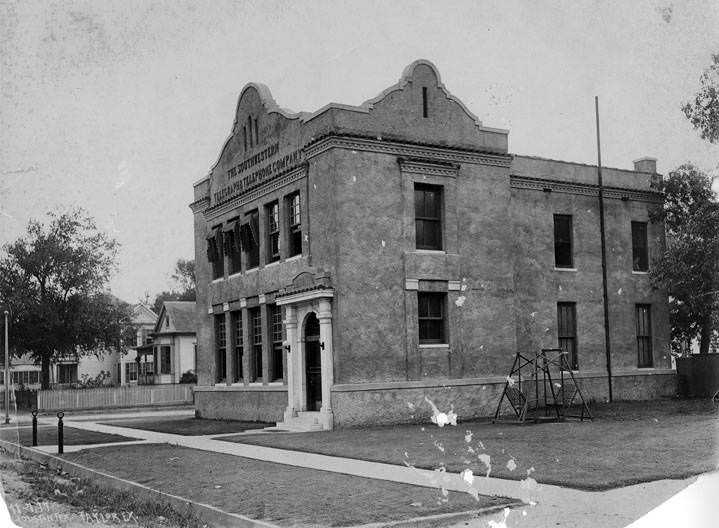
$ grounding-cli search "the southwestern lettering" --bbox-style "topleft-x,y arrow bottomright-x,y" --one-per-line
214,147 -> 303,205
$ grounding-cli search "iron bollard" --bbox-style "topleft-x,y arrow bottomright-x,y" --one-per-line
57,411 -> 64,454
31,409 -> 38,447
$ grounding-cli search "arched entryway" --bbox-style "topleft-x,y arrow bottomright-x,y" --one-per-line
304,312 -> 322,411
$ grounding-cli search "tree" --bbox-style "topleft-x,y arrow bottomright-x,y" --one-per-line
682,53 -> 719,144
651,164 -> 719,354
0,209 -> 132,388
151,258 -> 196,314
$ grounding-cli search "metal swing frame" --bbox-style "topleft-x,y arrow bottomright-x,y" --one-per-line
492,348 -> 593,424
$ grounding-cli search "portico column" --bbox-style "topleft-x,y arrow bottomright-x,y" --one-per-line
318,298 -> 334,430
283,305 -> 297,422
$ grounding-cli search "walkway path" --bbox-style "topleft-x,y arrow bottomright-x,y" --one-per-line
34,412 -> 709,528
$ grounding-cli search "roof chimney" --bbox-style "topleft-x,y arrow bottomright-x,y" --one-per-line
633,157 -> 657,173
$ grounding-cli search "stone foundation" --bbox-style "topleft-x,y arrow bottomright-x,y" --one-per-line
330,369 -> 677,427
194,386 -> 287,422
193,369 -> 677,427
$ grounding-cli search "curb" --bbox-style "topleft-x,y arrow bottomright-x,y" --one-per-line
350,502 -> 523,528
0,438 -> 279,528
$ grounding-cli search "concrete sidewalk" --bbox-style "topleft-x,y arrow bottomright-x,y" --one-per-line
43,412 -> 699,528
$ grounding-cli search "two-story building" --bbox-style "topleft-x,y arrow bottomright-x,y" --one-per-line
191,59 -> 673,430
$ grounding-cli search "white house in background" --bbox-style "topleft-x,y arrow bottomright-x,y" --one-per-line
135,301 -> 196,385
116,303 -> 158,385
0,354 -> 41,389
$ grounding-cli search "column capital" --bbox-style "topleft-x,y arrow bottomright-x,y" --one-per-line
318,298 -> 332,321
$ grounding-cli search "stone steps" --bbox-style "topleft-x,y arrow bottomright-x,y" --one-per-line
267,411 -> 324,432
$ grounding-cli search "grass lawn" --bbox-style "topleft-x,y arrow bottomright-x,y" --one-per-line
0,425 -> 138,446
64,443 -> 512,527
97,417 -> 271,435
219,398 -> 719,491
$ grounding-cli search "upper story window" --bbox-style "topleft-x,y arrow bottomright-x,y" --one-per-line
418,292 -> 446,344
631,221 -> 649,272
266,201 -> 280,263
415,184 -> 442,250
422,86 -> 428,118
207,227 -> 224,279
225,221 -> 242,274
287,192 -> 302,257
241,210 -> 260,269
553,214 -> 573,268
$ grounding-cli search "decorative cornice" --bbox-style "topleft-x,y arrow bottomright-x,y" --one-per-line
204,165 -> 306,221
304,135 -> 511,168
510,175 -> 663,203
190,197 -> 210,214
398,158 -> 459,178
275,287 -> 334,306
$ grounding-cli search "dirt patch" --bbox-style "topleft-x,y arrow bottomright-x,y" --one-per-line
0,448 -> 205,528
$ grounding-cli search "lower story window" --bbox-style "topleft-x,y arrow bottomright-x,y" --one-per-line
125,362 -> 138,382
160,346 -> 172,375
216,315 -> 227,382
271,304 -> 283,381
11,371 -> 40,385
418,292 -> 446,344
557,302 -> 577,370
636,304 -> 653,367
233,311 -> 243,382
250,307 -> 262,381
58,364 -> 78,384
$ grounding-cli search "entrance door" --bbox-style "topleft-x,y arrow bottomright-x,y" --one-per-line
305,313 -> 322,411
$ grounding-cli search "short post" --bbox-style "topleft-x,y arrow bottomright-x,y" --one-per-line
31,409 -> 38,447
56,411 -> 64,454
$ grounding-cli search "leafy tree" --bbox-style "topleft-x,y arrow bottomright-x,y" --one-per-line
0,209 -> 132,388
651,164 -> 719,354
151,258 -> 196,314
682,53 -> 719,143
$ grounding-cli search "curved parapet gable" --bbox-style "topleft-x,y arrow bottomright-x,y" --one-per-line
301,59 -> 509,153
205,81 -> 307,210
363,59 -> 492,132
196,59 -> 510,212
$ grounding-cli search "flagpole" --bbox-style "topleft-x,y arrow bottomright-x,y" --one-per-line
596,96 -> 613,402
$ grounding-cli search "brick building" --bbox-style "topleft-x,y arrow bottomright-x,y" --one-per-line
191,60 -> 674,429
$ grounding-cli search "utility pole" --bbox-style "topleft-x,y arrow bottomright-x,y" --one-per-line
595,96 -> 613,402
4,310 -> 9,424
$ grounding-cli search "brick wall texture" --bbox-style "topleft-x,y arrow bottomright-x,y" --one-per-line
190,60 -> 674,427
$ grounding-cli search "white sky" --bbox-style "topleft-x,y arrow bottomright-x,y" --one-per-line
1,0 -> 718,303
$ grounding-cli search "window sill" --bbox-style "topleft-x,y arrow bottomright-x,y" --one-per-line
245,267 -> 259,274
264,261 -> 280,268
631,270 -> 649,275
228,271 -> 242,279
211,277 -> 224,283
284,254 -> 303,262
415,249 -> 445,254
268,381 -> 284,386
419,343 -> 450,348
554,267 -> 577,272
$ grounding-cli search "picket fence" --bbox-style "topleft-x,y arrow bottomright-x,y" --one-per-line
37,384 -> 194,412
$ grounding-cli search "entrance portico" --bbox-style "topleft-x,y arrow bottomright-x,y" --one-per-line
276,272 -> 334,430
